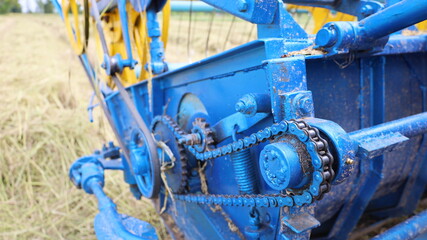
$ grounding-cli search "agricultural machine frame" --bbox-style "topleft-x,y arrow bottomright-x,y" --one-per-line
55,0 -> 427,239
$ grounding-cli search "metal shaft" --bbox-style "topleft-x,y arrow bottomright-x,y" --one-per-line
359,0 -> 427,42
315,0 -> 427,51
89,180 -> 149,240
349,112 -> 427,141
372,209 -> 427,240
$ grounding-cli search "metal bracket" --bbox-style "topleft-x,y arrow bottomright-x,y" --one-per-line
212,112 -> 269,142
357,132 -> 409,159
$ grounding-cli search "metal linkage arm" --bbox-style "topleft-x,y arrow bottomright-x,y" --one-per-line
308,112 -> 427,183
349,112 -> 427,141
315,0 -> 427,53
372,209 -> 427,240
69,154 -> 158,240
348,112 -> 427,159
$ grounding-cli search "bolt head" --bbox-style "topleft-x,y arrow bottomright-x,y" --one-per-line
361,4 -> 375,16
235,101 -> 246,113
237,0 -> 248,12
276,170 -> 287,182
299,97 -> 314,115
266,151 -> 274,161
346,158 -> 354,165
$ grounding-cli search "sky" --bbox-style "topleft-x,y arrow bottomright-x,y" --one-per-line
19,0 -> 38,13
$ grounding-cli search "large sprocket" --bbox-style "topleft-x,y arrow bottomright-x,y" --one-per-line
152,116 -> 188,194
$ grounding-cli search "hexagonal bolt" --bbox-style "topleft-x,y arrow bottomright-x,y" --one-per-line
293,93 -> 314,116
361,4 -> 375,17
298,97 -> 314,115
236,0 -> 248,12
235,93 -> 271,117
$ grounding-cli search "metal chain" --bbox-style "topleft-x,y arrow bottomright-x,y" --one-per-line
151,115 -> 335,207
78,0 -> 334,208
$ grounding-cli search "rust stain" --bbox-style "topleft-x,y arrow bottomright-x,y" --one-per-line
282,46 -> 326,58
280,65 -> 290,82
402,29 -> 427,36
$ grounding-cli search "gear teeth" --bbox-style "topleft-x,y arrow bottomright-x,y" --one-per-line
152,115 -> 189,194
176,143 -> 188,193
191,118 -> 215,153
153,115 -> 334,207
205,129 -> 215,145
176,118 -> 334,207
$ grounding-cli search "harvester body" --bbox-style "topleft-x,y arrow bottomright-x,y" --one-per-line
62,0 -> 427,239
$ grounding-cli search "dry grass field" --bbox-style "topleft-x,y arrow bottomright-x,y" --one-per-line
0,14 -> 165,240
0,12 -> 255,239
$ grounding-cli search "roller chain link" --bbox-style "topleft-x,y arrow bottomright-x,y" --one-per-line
151,115 -> 335,207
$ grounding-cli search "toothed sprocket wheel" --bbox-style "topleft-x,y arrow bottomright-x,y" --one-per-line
191,118 -> 215,153
152,116 -> 188,194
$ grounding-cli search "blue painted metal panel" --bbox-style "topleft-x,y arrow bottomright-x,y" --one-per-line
65,0 -> 427,239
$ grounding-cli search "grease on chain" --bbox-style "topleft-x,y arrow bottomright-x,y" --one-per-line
151,115 -> 335,207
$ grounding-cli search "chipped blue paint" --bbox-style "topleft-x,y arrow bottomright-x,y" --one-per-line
61,0 -> 427,239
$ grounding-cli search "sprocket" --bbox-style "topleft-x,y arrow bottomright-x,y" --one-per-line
191,118 -> 215,153
152,116 -> 188,194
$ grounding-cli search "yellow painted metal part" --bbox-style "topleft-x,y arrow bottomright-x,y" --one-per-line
161,0 -> 170,49
94,1 -> 170,87
286,5 -> 356,34
99,6 -> 139,86
287,5 -> 427,34
310,8 -> 356,34
62,0 -> 85,54
417,20 -> 427,31
64,0 -> 426,88
62,0 -> 170,88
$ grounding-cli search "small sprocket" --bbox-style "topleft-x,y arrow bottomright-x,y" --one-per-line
191,118 -> 215,153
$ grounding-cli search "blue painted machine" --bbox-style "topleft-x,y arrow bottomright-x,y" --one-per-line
56,0 -> 427,239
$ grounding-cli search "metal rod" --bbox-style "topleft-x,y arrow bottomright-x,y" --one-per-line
315,0 -> 427,51
50,0 -> 64,19
90,0 -> 109,54
359,0 -> 427,42
88,180 -> 148,240
372,209 -> 427,240
117,0 -> 134,63
283,0 -> 335,6
349,112 -> 427,141
171,1 -> 220,12
78,54 -> 133,173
